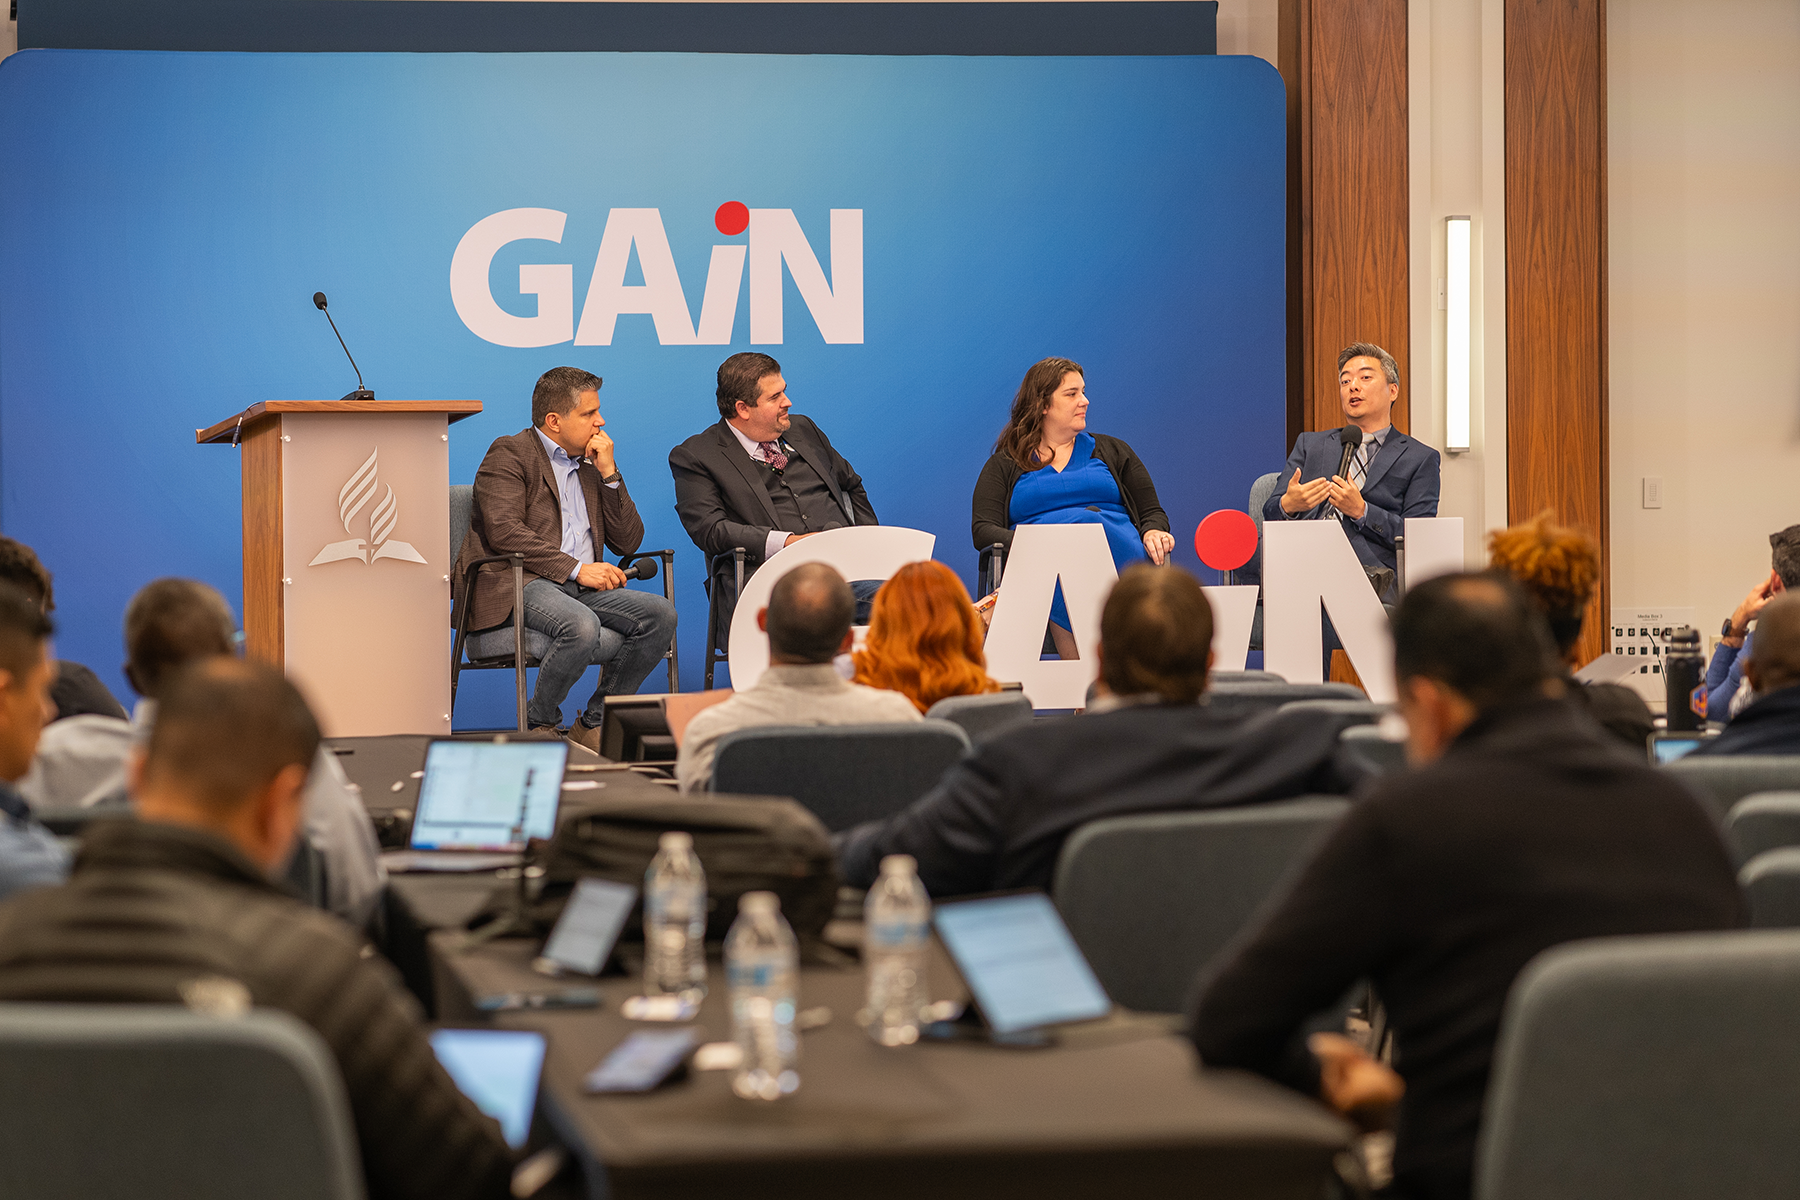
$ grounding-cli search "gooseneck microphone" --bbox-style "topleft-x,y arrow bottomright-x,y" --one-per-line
1336,425 -> 1364,482
312,292 -> 376,402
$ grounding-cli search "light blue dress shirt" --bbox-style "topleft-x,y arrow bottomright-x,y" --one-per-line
0,780 -> 70,903
535,428 -> 597,581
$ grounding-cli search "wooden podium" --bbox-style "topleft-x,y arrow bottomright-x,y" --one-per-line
198,400 -> 482,736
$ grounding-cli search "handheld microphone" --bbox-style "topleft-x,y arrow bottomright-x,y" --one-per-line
312,292 -> 376,402
1336,425 -> 1364,481
619,557 -> 659,583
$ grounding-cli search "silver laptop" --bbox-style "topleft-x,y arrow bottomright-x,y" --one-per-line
381,738 -> 568,873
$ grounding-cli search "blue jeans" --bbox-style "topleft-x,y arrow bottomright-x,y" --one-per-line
520,578 -> 677,729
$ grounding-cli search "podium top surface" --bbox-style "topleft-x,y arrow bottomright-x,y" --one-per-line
196,400 -> 484,444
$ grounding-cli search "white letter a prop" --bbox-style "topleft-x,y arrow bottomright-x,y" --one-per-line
983,525 -> 1117,710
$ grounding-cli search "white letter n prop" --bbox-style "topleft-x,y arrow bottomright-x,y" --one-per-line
983,524 -> 1117,710
1261,520 -> 1397,702
725,526 -> 935,694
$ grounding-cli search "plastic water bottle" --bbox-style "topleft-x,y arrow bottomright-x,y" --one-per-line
862,854 -> 932,1046
643,831 -> 707,1004
725,891 -> 799,1100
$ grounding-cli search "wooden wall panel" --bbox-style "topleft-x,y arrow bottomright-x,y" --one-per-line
1506,0 -> 1608,665
1283,0 -> 1411,443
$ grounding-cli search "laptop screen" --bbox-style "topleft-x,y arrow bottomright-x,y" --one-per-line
933,892 -> 1112,1035
410,740 -> 568,851
429,1028 -> 547,1149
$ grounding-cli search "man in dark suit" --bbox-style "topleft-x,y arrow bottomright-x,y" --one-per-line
1191,573 -> 1742,1200
833,564 -> 1370,898
669,353 -> 879,639
454,367 -> 676,750
1264,342 -> 1441,586
1693,591 -> 1800,757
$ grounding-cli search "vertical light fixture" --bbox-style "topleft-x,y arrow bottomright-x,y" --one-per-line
1445,215 -> 1472,453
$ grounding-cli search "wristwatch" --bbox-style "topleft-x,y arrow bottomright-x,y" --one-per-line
1722,615 -> 1748,641
599,470 -> 623,486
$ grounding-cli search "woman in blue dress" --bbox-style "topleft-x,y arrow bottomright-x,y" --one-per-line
972,357 -> 1175,658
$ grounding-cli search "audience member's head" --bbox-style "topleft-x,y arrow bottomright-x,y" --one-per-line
1771,524 -> 1800,590
0,583 -> 54,783
1391,572 -> 1559,762
1097,564 -> 1213,704
133,658 -> 319,873
853,561 -> 999,712
0,537 -> 53,613
1486,511 -> 1600,660
1746,592 -> 1800,697
123,578 -> 236,700
759,563 -> 855,665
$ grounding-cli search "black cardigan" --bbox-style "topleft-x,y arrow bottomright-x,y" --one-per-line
970,433 -> 1170,552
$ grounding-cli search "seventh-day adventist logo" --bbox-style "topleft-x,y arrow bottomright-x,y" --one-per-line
309,448 -> 429,567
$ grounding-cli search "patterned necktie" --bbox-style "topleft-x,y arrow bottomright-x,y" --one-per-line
1352,439 -> 1375,486
758,440 -> 789,471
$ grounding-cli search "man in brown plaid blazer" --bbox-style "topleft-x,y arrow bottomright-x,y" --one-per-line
454,367 -> 676,750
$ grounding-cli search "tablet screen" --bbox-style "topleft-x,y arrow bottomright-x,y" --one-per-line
541,877 -> 637,975
933,892 -> 1111,1035
429,1028 -> 547,1149
1649,734 -> 1707,765
411,740 -> 568,851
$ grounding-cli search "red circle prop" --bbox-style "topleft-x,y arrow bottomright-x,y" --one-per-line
1194,509 -> 1259,571
714,201 -> 750,236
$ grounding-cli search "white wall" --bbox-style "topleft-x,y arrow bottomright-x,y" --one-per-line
1215,0 -> 1276,65
1609,0 -> 1800,635
1408,0 -> 1508,568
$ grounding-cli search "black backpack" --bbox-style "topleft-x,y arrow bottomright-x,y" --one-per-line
521,791 -> 841,944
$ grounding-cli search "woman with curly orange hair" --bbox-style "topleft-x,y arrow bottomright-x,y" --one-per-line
1488,512 -> 1653,749
853,561 -> 1001,713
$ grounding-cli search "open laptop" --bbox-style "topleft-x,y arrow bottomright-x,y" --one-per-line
381,738 -> 568,873
1647,729 -> 1718,765
931,891 -> 1112,1042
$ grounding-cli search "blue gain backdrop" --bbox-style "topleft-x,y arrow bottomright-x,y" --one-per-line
0,49 -> 1283,729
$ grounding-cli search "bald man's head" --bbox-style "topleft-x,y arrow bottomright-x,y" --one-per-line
765,563 -> 855,664
1749,592 -> 1800,695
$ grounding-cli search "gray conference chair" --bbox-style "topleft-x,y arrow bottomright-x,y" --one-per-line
1725,792 -> 1800,867
1210,669 -> 1286,686
1276,697 -> 1389,727
0,1004 -> 365,1200
450,483 -> 680,730
1739,847 -> 1800,928
709,720 -> 971,831
1051,797 -> 1350,1013
1223,472 -> 1281,587
1475,930 -> 1800,1200
1339,723 -> 1409,775
1207,681 -> 1364,717
925,692 -> 1033,743
1664,755 -> 1800,825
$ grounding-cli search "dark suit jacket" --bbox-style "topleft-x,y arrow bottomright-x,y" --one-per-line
453,427 -> 645,632
1192,698 -> 1742,1200
668,414 -> 877,623
833,701 -> 1370,898
1261,428 -> 1441,575
1691,684 -> 1800,757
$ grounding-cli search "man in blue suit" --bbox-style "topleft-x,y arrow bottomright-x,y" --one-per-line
1263,342 -> 1441,595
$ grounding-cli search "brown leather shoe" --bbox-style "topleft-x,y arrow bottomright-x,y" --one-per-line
565,719 -> 604,755
528,724 -> 564,738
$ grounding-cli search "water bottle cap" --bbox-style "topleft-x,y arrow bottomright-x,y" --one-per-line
659,831 -> 693,852
878,854 -> 917,876
739,890 -> 780,914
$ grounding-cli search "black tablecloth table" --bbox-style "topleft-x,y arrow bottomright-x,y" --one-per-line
430,936 -> 1353,1200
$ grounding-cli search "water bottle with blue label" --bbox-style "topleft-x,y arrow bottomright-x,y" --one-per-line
862,854 -> 932,1046
725,891 -> 799,1100
643,831 -> 707,1007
